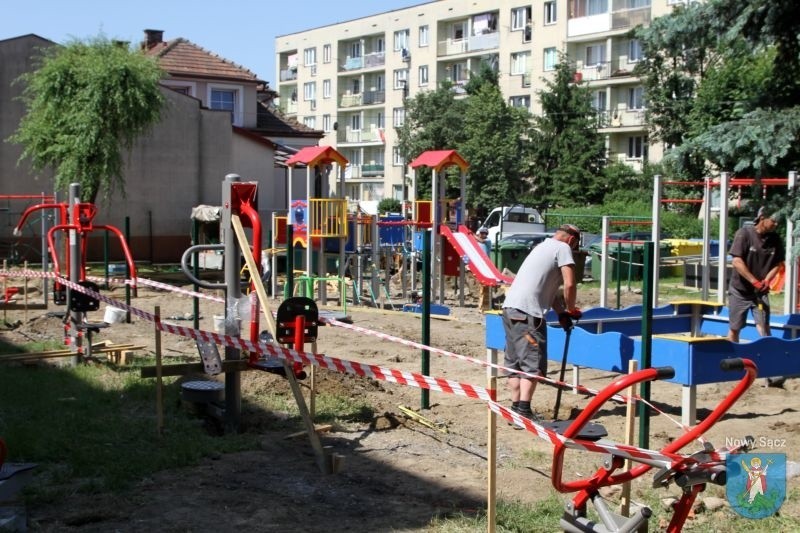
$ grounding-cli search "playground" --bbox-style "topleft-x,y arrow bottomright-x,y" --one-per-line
1,279 -> 799,531
1,157 -> 798,530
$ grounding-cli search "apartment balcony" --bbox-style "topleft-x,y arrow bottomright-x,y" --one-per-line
344,164 -> 385,179
568,7 -> 651,39
597,109 -> 646,132
338,90 -> 386,108
340,51 -> 385,72
280,68 -> 298,81
437,31 -> 499,57
282,100 -> 298,115
573,60 -> 637,83
337,128 -> 385,144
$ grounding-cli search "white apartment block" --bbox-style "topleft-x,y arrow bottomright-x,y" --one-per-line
275,0 -> 684,203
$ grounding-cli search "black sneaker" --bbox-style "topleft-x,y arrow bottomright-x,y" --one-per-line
514,408 -> 544,424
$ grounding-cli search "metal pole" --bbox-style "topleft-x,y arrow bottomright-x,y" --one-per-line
192,218 -> 200,330
68,183 -> 81,365
637,242 -> 654,449
600,216 -> 610,308
700,176 -> 712,300
651,174 -> 662,304
421,229 -> 431,410
41,192 -> 49,308
785,171 -> 797,315
718,172 -> 730,305
125,216 -> 132,323
222,174 -> 242,433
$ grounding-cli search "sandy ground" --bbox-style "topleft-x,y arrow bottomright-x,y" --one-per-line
1,274 -> 798,532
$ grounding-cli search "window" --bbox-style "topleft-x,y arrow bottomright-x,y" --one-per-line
393,107 -> 405,127
303,47 -> 316,66
511,7 -> 530,31
323,79 -> 331,99
351,79 -> 361,94
393,68 -> 408,89
592,91 -> 607,111
351,114 -> 361,131
585,44 -> 606,66
303,82 -> 316,101
543,47 -> 558,71
393,147 -> 404,166
510,51 -> 530,75
323,44 -> 331,63
323,114 -> 331,132
303,116 -> 316,129
394,29 -> 410,51
572,0 -> 609,17
544,1 -> 557,24
418,65 -> 429,86
628,86 -> 644,109
209,87 -> 239,124
509,95 -> 530,110
375,37 -> 385,52
628,39 -> 643,63
350,41 -> 362,58
419,25 -> 429,47
347,149 -> 362,166
627,136 -> 647,159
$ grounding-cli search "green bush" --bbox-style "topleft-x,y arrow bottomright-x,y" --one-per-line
377,198 -> 402,214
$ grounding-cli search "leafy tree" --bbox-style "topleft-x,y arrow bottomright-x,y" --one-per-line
377,198 -> 402,214
10,37 -> 164,202
529,56 -> 606,207
395,81 -> 467,200
459,76 -> 532,211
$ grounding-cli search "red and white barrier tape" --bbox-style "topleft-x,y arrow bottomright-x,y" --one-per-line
1,268 -> 703,451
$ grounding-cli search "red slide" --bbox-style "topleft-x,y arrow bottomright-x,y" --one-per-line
439,225 -> 514,286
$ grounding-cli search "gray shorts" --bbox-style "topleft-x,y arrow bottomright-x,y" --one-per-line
728,289 -> 769,331
502,308 -> 547,377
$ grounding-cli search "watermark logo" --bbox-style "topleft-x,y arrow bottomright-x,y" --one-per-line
726,453 -> 786,519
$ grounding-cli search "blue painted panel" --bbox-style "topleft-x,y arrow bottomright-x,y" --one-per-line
548,326 -> 634,373
485,313 -> 505,350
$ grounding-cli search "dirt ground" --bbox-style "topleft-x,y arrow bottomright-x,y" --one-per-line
1,275 -> 799,532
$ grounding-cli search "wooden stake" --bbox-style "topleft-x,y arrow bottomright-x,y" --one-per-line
2,260 -> 7,324
155,305 -> 164,436
23,261 -> 28,323
487,346 -> 497,533
231,215 -> 331,474
620,359 -> 638,517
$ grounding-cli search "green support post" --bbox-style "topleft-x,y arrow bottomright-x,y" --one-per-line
638,242 -> 654,449
421,230 -> 431,410
192,219 -> 200,331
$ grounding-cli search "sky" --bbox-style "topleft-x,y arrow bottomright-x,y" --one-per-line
2,0 -> 425,85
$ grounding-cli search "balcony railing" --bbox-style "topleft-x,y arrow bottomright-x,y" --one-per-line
611,7 -> 650,30
573,59 -> 636,82
341,51 -> 386,72
362,90 -> 385,105
337,128 -> 385,143
597,108 -> 646,128
437,31 -> 499,57
280,68 -> 298,81
361,164 -> 385,176
339,93 -> 362,108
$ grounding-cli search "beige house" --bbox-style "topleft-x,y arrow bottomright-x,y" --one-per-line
274,0 -> 681,204
0,31 -> 321,263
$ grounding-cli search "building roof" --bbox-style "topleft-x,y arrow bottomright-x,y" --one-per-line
286,146 -> 348,168
144,36 -> 264,84
410,150 -> 469,172
255,101 -> 323,138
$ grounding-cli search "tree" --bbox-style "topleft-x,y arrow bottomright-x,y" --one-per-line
459,74 -> 532,211
529,56 -> 606,207
10,37 -> 164,202
395,81 -> 468,200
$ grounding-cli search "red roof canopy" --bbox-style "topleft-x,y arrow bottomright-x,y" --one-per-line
409,150 -> 469,172
286,146 -> 348,168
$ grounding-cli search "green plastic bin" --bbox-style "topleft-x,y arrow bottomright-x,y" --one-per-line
497,243 -> 529,274
589,242 -> 673,281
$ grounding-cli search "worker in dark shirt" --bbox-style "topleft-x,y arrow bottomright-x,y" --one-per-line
727,206 -> 785,386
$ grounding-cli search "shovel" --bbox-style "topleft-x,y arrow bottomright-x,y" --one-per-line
552,325 -> 572,420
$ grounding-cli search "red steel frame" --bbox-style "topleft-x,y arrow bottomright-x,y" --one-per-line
551,358 -> 757,532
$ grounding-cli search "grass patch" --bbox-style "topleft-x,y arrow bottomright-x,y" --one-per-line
429,494 -> 564,532
0,364 -> 259,503
0,338 -> 65,355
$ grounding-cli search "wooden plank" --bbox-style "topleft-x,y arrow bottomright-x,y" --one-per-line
232,214 -> 331,474
140,359 -> 251,378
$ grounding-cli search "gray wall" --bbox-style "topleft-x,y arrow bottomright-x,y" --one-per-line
1,35 -> 281,264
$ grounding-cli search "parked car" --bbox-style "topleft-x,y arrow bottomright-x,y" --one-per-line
582,231 -> 672,278
496,232 -> 554,251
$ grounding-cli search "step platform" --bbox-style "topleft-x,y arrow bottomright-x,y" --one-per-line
540,420 -> 608,441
